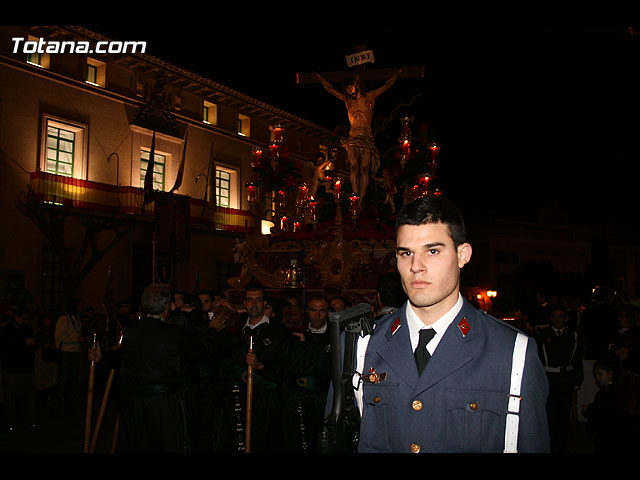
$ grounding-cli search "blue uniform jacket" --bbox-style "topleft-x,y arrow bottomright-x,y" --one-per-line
358,298 -> 550,453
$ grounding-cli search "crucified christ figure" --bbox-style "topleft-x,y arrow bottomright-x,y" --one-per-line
314,67 -> 404,203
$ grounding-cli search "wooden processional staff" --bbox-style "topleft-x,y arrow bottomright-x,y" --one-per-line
245,336 -> 254,453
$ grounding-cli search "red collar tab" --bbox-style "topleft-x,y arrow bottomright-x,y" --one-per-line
391,317 -> 401,335
457,317 -> 470,337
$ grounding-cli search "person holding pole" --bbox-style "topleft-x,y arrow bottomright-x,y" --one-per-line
215,285 -> 293,453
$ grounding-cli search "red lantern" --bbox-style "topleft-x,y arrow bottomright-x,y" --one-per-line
308,196 -> 319,223
246,181 -> 257,203
348,193 -> 360,217
298,183 -> 309,203
273,124 -> 284,144
333,177 -> 342,200
269,142 -> 280,171
276,189 -> 286,212
400,116 -> 412,138
279,214 -> 289,232
418,174 -> 431,197
429,141 -> 440,162
251,146 -> 263,168
400,138 -> 411,166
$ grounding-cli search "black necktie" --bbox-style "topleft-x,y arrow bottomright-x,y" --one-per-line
415,328 -> 436,375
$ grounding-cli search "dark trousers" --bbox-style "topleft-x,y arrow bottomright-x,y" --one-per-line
546,371 -> 575,453
50,351 -> 81,416
2,371 -> 36,428
216,384 -> 282,453
280,386 -> 329,453
118,388 -> 190,453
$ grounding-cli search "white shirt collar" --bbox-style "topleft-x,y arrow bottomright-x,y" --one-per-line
243,314 -> 270,329
406,293 -> 463,352
308,322 -> 327,334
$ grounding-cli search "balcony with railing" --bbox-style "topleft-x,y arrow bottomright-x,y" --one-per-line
29,171 -> 256,233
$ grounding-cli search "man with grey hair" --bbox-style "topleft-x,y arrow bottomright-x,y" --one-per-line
117,283 -> 222,453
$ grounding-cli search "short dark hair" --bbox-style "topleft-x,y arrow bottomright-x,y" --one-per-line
329,295 -> 351,307
184,294 -> 202,310
395,196 -> 467,248
141,283 -> 171,315
244,284 -> 265,298
198,289 -> 216,300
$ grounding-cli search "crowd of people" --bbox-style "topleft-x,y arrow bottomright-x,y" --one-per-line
0,273 -> 403,454
1,277 -> 639,453
489,288 -> 640,453
93,276 -> 409,453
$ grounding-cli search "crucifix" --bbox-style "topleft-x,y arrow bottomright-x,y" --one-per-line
297,44 -> 424,205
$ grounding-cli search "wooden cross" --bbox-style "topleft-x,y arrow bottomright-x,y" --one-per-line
296,44 -> 424,90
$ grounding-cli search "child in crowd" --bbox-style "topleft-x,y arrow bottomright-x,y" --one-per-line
581,358 -> 621,452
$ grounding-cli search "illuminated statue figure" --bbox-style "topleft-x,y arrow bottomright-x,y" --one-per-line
304,152 -> 333,199
314,68 -> 404,204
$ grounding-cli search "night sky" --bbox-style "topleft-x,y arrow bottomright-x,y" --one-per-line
88,25 -> 640,232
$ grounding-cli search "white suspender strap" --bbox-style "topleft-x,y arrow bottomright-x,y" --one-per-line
504,332 -> 528,453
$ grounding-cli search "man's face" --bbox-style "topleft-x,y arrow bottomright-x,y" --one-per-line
330,298 -> 346,312
550,309 -> 567,329
396,222 -> 471,320
244,289 -> 266,319
199,294 -> 213,312
174,293 -> 184,309
308,298 -> 329,329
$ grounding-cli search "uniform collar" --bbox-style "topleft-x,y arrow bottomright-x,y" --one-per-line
406,293 -> 463,351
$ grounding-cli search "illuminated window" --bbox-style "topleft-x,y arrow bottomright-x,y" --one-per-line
203,101 -> 217,125
140,150 -> 166,191
41,116 -> 87,179
86,58 -> 106,87
46,125 -> 76,176
216,169 -> 231,207
87,64 -> 97,84
26,35 -> 50,69
215,165 -> 239,208
238,113 -> 250,137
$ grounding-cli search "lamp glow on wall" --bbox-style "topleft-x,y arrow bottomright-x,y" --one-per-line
261,219 -> 275,235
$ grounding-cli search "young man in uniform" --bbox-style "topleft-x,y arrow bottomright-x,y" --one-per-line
355,196 -> 550,453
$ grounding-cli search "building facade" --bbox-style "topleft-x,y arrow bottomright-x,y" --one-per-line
0,26 -> 334,310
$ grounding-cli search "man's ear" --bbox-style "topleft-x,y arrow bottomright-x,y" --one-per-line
457,243 -> 472,268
